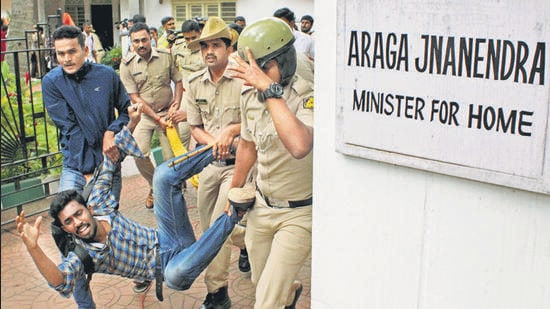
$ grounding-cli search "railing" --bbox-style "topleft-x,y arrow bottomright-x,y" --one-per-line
1,12 -> 63,225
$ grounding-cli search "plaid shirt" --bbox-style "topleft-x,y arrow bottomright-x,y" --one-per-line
52,127 -> 158,298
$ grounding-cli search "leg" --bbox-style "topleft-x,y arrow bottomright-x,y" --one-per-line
72,276 -> 96,309
59,167 -> 86,193
204,166 -> 240,292
153,146 -> 217,249
247,199 -> 312,309
163,209 -> 238,290
132,115 -> 156,186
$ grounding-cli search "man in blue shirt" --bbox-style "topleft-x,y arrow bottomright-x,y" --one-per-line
16,105 -> 239,308
42,25 -> 130,200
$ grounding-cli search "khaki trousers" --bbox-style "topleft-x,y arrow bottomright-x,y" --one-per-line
198,163 -> 245,292
132,114 -> 174,186
246,193 -> 312,309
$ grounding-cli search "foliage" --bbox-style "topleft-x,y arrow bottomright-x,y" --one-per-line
1,61 -> 62,181
101,45 -> 122,71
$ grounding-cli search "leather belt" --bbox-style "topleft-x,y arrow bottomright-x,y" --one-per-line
257,187 -> 312,208
155,244 -> 163,301
211,158 -> 235,167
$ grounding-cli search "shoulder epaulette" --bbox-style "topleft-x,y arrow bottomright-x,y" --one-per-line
292,75 -> 314,97
188,68 -> 206,83
156,48 -> 171,55
122,53 -> 136,65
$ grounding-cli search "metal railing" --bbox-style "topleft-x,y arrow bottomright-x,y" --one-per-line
1,12 -> 63,224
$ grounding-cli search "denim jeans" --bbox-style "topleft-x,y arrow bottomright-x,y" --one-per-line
59,165 -> 122,200
59,165 -> 120,309
153,146 -> 238,290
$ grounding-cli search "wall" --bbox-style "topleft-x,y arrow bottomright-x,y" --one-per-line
237,0 -> 313,25
313,1 -> 550,308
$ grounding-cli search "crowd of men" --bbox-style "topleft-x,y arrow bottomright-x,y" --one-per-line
17,6 -> 315,309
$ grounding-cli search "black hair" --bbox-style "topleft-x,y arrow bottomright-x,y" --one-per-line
52,25 -> 85,48
228,23 -> 243,34
150,26 -> 157,32
273,7 -> 295,22
132,14 -> 146,23
49,190 -> 87,227
181,19 -> 201,33
301,15 -> 314,24
129,22 -> 150,35
234,16 -> 246,23
161,16 -> 174,26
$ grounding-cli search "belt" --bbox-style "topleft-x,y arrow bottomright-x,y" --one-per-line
155,244 -> 163,301
257,187 -> 312,208
97,49 -> 104,52
211,158 -> 235,167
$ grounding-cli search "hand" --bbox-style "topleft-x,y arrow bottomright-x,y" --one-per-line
228,47 -> 273,91
212,128 -> 235,160
103,131 -> 120,163
224,201 -> 232,216
128,103 -> 143,132
168,101 -> 180,115
170,110 -> 187,125
15,210 -> 42,250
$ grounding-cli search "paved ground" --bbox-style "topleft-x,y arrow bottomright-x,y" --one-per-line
1,174 -> 311,309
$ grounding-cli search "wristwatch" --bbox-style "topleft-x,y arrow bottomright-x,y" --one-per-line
258,82 -> 284,102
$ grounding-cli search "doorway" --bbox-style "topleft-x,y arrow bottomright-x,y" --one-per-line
91,5 -> 113,49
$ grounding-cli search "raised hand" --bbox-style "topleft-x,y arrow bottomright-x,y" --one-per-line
15,210 -> 43,250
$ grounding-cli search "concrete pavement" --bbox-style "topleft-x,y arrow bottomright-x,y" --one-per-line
1,174 -> 311,308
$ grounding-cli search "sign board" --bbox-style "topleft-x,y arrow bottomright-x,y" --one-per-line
335,0 -> 550,194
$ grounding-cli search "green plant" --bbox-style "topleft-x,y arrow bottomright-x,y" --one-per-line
101,46 -> 122,71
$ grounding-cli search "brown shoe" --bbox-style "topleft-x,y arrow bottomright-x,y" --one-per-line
145,189 -> 154,208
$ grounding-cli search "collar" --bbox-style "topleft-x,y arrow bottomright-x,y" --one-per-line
63,62 -> 92,82
137,48 -> 160,63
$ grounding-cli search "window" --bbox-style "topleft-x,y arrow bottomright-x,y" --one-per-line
172,1 -> 236,24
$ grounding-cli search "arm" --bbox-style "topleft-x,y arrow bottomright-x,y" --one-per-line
16,211 -> 64,287
225,138 -> 257,215
103,73 -> 132,163
128,93 -> 168,130
229,49 -> 313,158
168,80 -> 184,114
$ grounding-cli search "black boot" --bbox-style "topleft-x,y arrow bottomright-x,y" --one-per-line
200,286 -> 231,309
239,248 -> 250,273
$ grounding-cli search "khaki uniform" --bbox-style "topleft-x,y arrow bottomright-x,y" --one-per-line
91,32 -> 105,63
174,41 -> 205,149
120,48 -> 183,186
184,67 -> 245,292
240,75 -> 314,309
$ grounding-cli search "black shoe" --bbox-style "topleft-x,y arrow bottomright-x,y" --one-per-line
133,280 -> 151,293
200,286 -> 231,309
238,248 -> 250,273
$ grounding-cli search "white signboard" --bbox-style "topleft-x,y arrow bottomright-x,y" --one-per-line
335,0 -> 550,194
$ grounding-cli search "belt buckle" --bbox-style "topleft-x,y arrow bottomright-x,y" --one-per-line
267,197 -> 290,208
212,160 -> 226,167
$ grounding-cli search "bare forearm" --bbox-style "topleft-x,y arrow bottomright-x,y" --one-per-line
28,246 -> 64,286
266,100 -> 313,159
231,138 -> 257,188
190,125 -> 215,145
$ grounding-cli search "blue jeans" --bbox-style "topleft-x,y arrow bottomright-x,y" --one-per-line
59,166 -> 122,200
153,146 -> 238,290
59,166 -> 120,309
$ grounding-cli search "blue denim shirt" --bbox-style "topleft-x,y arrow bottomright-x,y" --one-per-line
42,63 -> 131,174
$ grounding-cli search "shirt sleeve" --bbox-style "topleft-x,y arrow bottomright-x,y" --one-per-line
51,251 -> 85,298
119,62 -> 138,94
107,70 -> 131,133
185,85 -> 203,126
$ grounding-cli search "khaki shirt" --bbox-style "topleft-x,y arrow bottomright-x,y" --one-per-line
240,75 -> 314,201
185,67 -> 243,139
120,48 -> 182,112
173,41 -> 205,82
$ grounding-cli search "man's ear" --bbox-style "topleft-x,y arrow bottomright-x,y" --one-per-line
87,205 -> 95,215
84,45 -> 90,56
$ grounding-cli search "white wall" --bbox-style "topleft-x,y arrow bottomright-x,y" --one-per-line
313,1 -> 550,309
237,0 -> 313,25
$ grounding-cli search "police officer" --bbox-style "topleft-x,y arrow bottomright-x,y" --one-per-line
171,19 -> 206,150
183,16 -> 246,309
227,17 -> 314,309
120,22 -> 183,209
